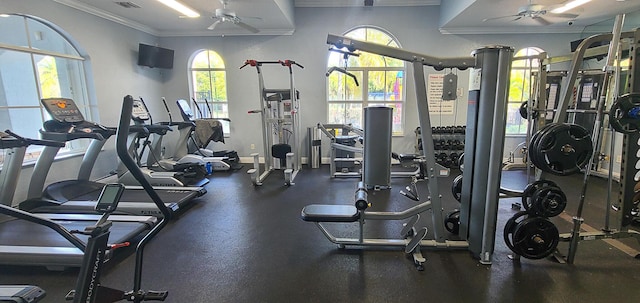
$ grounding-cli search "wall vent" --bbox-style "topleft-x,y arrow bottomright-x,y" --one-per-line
114,1 -> 141,9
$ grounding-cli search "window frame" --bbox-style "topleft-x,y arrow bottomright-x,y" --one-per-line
0,14 -> 97,166
187,49 -> 230,136
507,47 -> 546,135
326,26 -> 406,135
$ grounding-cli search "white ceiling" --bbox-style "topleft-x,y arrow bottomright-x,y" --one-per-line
51,0 -> 640,36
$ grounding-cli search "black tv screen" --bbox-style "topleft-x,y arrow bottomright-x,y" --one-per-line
137,43 -> 174,69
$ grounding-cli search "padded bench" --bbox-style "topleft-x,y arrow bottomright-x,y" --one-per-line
301,204 -> 360,223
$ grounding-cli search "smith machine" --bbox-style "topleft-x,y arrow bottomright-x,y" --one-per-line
302,33 -> 514,268
504,21 -> 640,263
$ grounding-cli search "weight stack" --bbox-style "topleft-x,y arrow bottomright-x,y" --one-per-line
460,46 -> 513,265
363,106 -> 392,190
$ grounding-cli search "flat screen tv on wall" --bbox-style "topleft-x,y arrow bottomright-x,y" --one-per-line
137,43 -> 174,69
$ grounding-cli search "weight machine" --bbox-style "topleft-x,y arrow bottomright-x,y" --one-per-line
241,59 -> 303,186
302,33 -> 514,268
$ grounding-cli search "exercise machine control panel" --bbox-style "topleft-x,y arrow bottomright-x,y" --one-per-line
41,98 -> 84,123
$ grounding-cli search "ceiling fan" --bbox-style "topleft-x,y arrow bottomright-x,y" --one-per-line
483,1 -> 579,25
207,0 -> 259,33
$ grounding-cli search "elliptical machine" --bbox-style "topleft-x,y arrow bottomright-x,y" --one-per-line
65,184 -> 166,302
64,95 -> 174,302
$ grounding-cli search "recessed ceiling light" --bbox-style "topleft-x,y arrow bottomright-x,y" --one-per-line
156,0 -> 200,18
551,0 -> 592,14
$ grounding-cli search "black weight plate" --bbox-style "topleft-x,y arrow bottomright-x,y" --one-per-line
535,123 -> 593,175
444,210 -> 461,235
531,185 -> 567,217
521,180 -> 558,214
529,123 -> 559,171
519,101 -> 528,119
609,93 -> 640,134
503,211 -> 529,255
512,216 -> 559,259
451,174 -> 463,202
519,101 -> 538,120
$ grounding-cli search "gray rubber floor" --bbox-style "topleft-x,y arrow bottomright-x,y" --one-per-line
1,165 -> 640,303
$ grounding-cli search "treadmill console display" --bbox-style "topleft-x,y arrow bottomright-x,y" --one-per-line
41,98 -> 84,123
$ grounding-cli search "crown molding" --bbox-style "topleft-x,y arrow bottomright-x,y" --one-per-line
53,0 -> 158,36
439,26 -> 590,35
158,28 -> 296,37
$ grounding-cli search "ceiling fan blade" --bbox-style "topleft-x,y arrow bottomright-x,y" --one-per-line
207,19 -> 221,30
235,20 -> 259,33
549,13 -> 579,19
532,16 -> 551,25
513,16 -> 523,21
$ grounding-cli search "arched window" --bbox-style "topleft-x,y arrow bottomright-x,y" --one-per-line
508,47 -> 546,135
327,27 -> 406,134
188,50 -> 229,134
0,14 -> 96,163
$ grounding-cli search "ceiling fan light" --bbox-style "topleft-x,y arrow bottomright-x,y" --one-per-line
157,0 -> 200,18
551,0 -> 591,14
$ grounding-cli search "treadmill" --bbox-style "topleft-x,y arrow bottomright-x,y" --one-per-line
19,98 -> 206,217
0,130 -> 157,270
117,97 -> 209,187
0,285 -> 46,302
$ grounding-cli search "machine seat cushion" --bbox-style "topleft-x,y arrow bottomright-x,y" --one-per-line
301,204 -> 359,222
272,144 -> 292,159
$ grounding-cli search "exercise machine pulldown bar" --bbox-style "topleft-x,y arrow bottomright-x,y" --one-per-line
241,59 -> 303,186
302,33 -> 514,268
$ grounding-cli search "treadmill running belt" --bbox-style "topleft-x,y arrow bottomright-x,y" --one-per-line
0,218 -> 151,268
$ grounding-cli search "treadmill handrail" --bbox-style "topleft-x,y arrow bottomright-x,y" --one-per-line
1,130 -> 66,148
0,204 -> 85,251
